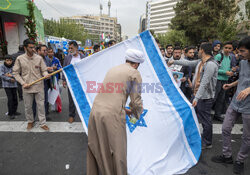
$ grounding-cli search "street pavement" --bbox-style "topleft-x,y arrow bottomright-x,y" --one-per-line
0,86 -> 249,175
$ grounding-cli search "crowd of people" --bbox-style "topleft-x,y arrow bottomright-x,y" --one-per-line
0,39 -> 116,126
164,36 -> 250,174
0,35 -> 249,174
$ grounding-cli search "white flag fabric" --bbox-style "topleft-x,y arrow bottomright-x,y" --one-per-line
63,30 -> 201,175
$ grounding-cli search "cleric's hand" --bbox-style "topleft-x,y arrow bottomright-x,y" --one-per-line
125,108 -> 132,116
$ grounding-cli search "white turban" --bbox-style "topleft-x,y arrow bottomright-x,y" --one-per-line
125,49 -> 145,63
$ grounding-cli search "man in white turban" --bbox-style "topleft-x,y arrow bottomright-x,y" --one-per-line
125,48 -> 145,63
87,49 -> 144,175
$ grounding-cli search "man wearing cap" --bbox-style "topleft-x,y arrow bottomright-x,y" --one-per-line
87,49 -> 144,175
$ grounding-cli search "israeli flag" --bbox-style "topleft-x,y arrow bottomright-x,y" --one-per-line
63,30 -> 201,175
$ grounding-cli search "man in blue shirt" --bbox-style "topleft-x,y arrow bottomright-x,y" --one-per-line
47,47 -> 62,80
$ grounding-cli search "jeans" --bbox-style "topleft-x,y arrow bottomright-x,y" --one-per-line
222,105 -> 250,162
17,82 -> 23,100
4,88 -> 18,116
68,89 -> 76,118
214,80 -> 227,118
196,98 -> 214,145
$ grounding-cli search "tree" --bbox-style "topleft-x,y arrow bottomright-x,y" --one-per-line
170,0 -> 240,44
246,0 -> 250,19
217,18 -> 239,42
24,1 -> 37,43
157,30 -> 191,47
44,19 -> 92,44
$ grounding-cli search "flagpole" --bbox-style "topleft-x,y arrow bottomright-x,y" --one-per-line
28,69 -> 63,87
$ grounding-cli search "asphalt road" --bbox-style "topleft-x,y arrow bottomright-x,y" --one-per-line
0,86 -> 249,175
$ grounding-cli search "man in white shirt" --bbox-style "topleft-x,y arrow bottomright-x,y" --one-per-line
62,41 -> 86,123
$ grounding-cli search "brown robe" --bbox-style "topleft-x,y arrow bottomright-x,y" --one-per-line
87,63 -> 143,175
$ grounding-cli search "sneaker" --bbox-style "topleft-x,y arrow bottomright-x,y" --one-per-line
211,155 -> 233,164
233,161 -> 244,174
202,144 -> 212,150
9,115 -> 15,120
214,116 -> 224,122
40,125 -> 49,131
14,112 -> 21,116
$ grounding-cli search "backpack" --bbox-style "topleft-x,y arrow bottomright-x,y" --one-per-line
217,53 -> 232,68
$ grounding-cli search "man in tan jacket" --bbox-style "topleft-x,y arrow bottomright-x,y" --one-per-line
87,49 -> 144,175
13,39 -> 50,131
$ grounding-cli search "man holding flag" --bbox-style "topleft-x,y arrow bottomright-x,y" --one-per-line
87,49 -> 144,175
13,39 -> 50,131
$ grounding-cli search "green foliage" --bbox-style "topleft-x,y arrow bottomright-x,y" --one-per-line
170,0 -> 240,44
44,19 -> 91,44
157,30 -> 191,48
24,1 -> 37,43
217,18 -> 239,42
246,0 -> 250,19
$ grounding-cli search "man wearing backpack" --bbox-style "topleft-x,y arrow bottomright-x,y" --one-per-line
213,41 -> 234,122
168,43 -> 219,149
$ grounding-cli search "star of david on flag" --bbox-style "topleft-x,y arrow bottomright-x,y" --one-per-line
126,108 -> 148,133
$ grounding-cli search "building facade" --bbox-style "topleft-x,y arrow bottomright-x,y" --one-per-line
146,0 -> 179,35
138,14 -> 146,33
62,14 -> 121,43
116,23 -> 122,42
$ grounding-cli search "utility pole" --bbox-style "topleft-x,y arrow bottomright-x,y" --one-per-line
108,0 -> 111,17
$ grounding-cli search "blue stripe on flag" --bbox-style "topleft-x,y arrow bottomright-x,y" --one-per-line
140,30 -> 201,161
63,64 -> 91,126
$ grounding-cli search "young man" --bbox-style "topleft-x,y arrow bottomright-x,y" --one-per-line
0,55 -> 19,119
160,47 -> 166,58
35,45 -> 53,119
47,48 -> 62,112
165,44 -> 173,60
168,43 -> 219,149
13,39 -> 50,131
213,41 -> 234,122
62,41 -> 85,123
212,40 -> 222,56
182,46 -> 196,100
211,36 -> 250,174
47,47 -> 62,80
168,46 -> 183,71
87,49 -> 144,175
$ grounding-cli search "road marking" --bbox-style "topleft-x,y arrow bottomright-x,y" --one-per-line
199,124 -> 243,135
0,121 -> 243,134
0,121 -> 86,133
